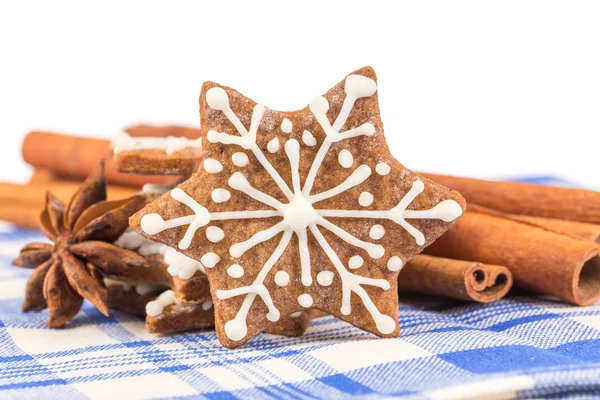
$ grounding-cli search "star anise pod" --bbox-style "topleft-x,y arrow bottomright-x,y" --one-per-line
12,161 -> 148,328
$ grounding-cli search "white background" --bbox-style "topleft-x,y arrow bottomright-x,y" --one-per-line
1,1 -> 599,188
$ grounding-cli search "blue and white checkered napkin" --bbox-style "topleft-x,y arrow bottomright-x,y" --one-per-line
1,209 -> 600,399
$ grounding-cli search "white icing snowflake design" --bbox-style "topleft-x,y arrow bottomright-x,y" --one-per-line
139,70 -> 463,343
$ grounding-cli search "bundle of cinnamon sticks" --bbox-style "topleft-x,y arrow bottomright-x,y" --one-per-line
2,126 -> 188,229
4,128 -> 600,307
420,173 -> 600,306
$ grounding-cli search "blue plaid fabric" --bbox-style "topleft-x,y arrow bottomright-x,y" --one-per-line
1,177 -> 599,399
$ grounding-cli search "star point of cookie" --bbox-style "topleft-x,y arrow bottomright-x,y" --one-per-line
130,66 -> 466,348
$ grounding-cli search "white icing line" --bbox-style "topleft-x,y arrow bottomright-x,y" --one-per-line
302,138 -> 332,196
142,183 -> 177,195
229,222 -> 286,258
297,229 -> 312,286
285,139 -> 302,193
310,165 -> 371,204
206,87 -> 248,136
317,218 -> 384,259
302,75 -> 377,196
114,230 -> 169,257
140,188 -> 210,250
164,248 -> 205,279
403,200 -> 465,222
329,123 -> 375,143
146,290 -> 177,317
309,225 -> 395,334
206,96 -> 294,200
112,133 -> 202,155
217,231 -> 293,341
211,210 -> 282,220
228,172 -> 283,210
317,180 -> 463,246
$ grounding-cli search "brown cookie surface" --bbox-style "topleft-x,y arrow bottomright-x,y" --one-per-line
112,230 -> 311,337
131,66 -> 466,348
112,133 -> 202,175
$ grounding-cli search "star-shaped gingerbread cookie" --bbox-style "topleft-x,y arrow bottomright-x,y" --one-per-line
130,66 -> 466,348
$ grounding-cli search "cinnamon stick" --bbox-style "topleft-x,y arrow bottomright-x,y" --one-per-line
425,209 -> 600,306
0,181 -> 138,228
421,173 -> 600,224
22,132 -> 177,187
0,201 -> 41,230
125,124 -> 201,139
398,255 -> 512,303
28,168 -> 55,184
508,214 -> 600,244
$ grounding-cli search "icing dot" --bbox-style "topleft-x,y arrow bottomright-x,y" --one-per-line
135,284 -> 159,296
206,226 -> 224,243
429,199 -> 464,222
267,138 -> 280,153
211,188 -> 231,203
164,248 -> 204,279
290,311 -> 302,318
207,130 -> 219,143
317,271 -> 334,286
358,192 -> 374,207
146,290 -> 176,317
387,256 -> 403,272
232,152 -> 249,167
345,74 -> 377,99
338,149 -> 353,168
224,318 -> 247,341
266,310 -> 280,322
348,255 -> 364,269
369,224 -> 385,240
302,130 -> 316,146
376,162 -> 391,176
200,252 -> 220,268
140,213 -> 166,235
298,293 -> 313,308
376,315 -> 397,334
281,118 -> 293,133
204,158 -> 223,173
309,96 -> 329,114
274,271 -> 290,287
202,299 -> 213,311
206,87 -> 230,111
227,264 -> 244,278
